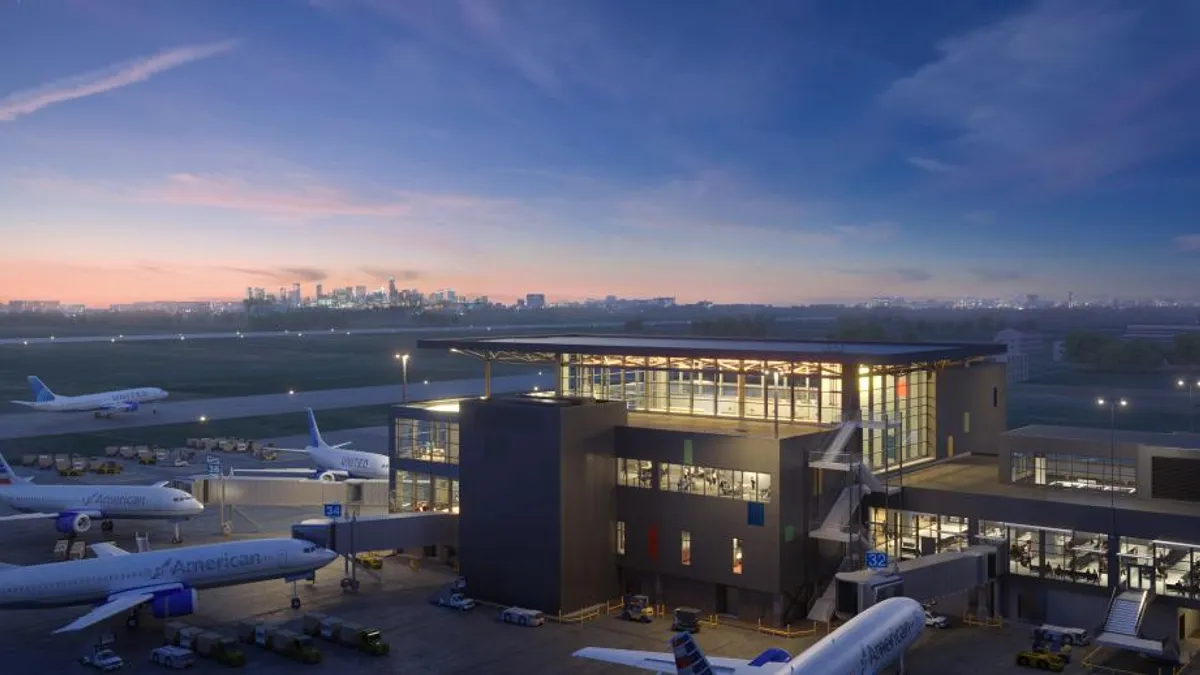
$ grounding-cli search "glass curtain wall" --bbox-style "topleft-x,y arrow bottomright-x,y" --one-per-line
978,522 -> 1108,586
394,418 -> 459,464
1010,452 -> 1136,494
393,471 -> 459,513
867,508 -> 968,560
562,354 -> 843,424
859,367 -> 935,470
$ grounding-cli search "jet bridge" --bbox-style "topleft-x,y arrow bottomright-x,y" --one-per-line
833,544 -> 1005,620
291,512 -> 458,554
187,475 -> 390,509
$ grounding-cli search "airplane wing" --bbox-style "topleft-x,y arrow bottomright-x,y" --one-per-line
270,446 -> 312,454
0,562 -> 20,571
0,512 -> 61,522
571,648 -> 751,674
52,591 -> 155,634
90,542 -> 129,558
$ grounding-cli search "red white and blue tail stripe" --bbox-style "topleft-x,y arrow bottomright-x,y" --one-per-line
671,632 -> 714,675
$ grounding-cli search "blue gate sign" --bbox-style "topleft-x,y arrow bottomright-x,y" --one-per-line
866,551 -> 889,569
323,503 -> 343,519
206,456 -> 221,476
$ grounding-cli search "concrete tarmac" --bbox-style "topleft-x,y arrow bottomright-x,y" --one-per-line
0,320 -> 691,346
0,373 -> 552,440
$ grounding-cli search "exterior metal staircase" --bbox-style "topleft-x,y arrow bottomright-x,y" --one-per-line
1097,586 -> 1168,659
807,557 -> 853,623
1103,589 -> 1148,636
808,417 -> 897,544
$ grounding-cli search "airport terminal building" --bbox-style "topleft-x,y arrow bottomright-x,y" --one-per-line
388,334 -> 1009,626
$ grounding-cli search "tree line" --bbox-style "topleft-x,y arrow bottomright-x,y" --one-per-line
1063,331 -> 1200,372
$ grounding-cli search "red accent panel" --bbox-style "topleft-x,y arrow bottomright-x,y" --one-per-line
896,377 -> 909,398
648,525 -> 659,562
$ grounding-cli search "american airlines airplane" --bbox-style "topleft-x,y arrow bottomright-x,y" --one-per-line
10,376 -> 168,418
0,451 -> 203,544
0,537 -> 338,633
241,408 -> 389,481
574,596 -> 926,675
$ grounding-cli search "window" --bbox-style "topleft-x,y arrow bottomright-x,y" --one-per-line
616,521 -> 626,555
681,531 -> 691,566
1008,525 -> 1043,577
658,462 -> 771,502
616,458 -> 653,488
1010,452 -> 1136,494
963,411 -> 971,434
732,538 -> 743,574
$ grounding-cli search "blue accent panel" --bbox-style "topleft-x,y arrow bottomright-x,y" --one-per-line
749,648 -> 792,666
29,376 -> 55,402
149,588 -> 197,618
747,502 -> 765,527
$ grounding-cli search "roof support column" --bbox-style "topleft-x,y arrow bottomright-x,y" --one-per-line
483,358 -> 492,398
556,353 -> 567,396
737,359 -> 746,419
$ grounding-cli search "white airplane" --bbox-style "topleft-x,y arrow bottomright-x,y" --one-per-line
239,408 -> 389,481
573,596 -> 926,675
10,376 -> 168,418
0,451 -> 203,543
0,537 -> 338,634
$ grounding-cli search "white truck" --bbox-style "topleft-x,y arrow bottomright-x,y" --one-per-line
435,592 -> 476,611
149,646 -> 196,669
80,643 -> 124,671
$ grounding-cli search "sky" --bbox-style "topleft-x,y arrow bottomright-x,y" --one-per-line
1,0 -> 1199,306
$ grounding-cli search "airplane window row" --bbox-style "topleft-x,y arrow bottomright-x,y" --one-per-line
8,570 -> 146,593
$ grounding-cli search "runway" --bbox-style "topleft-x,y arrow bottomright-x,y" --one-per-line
0,319 -> 691,346
0,373 -> 552,440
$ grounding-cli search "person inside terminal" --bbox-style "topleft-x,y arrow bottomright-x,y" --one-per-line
383,333 -> 1200,664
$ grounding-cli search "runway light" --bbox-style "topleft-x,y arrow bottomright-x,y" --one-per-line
49,336 -> 55,340
198,415 -> 208,422
22,340 -> 28,345
110,338 -> 115,343
423,380 -> 429,385
538,371 -> 543,376
533,386 -> 540,391
118,334 -> 123,339
288,389 -> 295,395
298,333 -> 303,337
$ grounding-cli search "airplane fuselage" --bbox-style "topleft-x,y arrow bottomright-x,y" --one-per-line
0,539 -> 336,609
0,484 -> 202,520
22,388 -> 168,413
310,446 -> 389,480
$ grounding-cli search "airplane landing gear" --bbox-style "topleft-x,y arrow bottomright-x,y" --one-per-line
101,520 -> 114,533
290,582 -> 302,610
340,577 -> 361,591
126,608 -> 141,630
171,522 -> 183,545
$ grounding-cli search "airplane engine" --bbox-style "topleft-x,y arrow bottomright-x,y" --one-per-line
55,512 -> 92,534
317,471 -> 338,482
121,401 -> 140,412
150,588 -> 198,619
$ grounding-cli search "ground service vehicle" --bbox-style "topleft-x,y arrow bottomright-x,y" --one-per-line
1015,650 -> 1066,672
924,609 -> 949,629
165,622 -> 247,668
672,607 -> 703,633
435,592 -> 476,611
1034,625 -> 1090,646
302,613 -> 390,656
237,622 -> 321,664
149,646 -> 196,669
81,638 -> 125,672
501,607 -> 545,627
620,595 -> 655,623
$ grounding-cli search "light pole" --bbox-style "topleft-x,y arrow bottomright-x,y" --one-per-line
1097,397 -> 1128,560
1177,378 -> 1200,433
395,353 -> 410,403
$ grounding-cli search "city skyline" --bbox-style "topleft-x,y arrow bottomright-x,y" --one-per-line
2,1 -> 1200,305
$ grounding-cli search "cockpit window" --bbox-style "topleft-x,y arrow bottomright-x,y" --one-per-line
303,545 -> 317,553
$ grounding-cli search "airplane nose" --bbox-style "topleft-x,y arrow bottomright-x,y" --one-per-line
319,548 -> 338,564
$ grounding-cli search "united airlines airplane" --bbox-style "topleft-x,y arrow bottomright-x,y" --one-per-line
0,451 -> 203,543
10,376 -> 168,418
240,408 -> 389,481
0,537 -> 338,633
573,596 -> 926,675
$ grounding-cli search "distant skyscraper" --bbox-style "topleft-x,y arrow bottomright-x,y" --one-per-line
246,287 -> 254,300
291,282 -> 302,306
354,285 -> 367,300
526,293 -> 546,309
316,284 -> 324,300
388,277 -> 397,304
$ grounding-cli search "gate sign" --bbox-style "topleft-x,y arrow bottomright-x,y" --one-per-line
323,503 -> 343,519
866,551 -> 889,569
206,456 -> 221,476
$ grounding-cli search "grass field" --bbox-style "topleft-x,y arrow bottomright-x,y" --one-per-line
0,404 -> 393,457
0,327 -> 567,404
1028,366 -> 1198,391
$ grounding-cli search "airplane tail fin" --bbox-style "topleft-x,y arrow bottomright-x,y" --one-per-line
0,450 -> 16,486
306,408 -> 326,448
670,632 -> 715,675
27,376 -> 56,403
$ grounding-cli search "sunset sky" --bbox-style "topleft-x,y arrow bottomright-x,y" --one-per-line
2,0 -> 1199,306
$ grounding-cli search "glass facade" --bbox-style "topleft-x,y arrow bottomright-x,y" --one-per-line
562,356 -> 846,422
981,521 -> 1108,586
393,470 -> 459,513
559,355 -> 936,471
866,508 -> 968,560
659,463 -> 771,502
394,417 -> 459,464
1011,452 -> 1136,494
616,458 -> 653,489
1116,537 -> 1200,600
859,367 -> 935,470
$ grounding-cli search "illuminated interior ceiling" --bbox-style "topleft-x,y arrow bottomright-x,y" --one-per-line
448,348 -> 989,374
